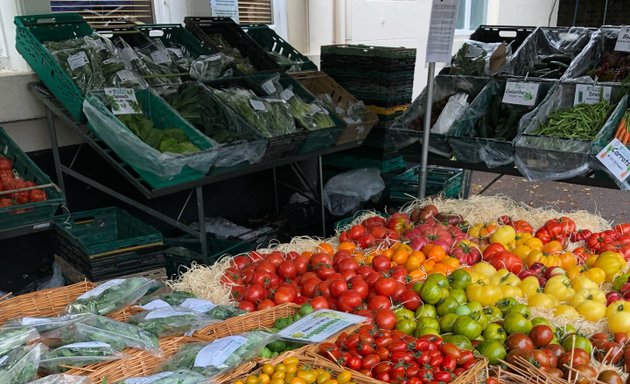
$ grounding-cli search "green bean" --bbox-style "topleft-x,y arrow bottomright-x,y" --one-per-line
532,101 -> 613,141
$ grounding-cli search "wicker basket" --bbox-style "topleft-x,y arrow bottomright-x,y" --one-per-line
0,281 -> 95,325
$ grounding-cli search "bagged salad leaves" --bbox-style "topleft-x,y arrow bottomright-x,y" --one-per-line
118,370 -> 207,384
139,293 -> 245,320
161,331 -> 276,377
190,53 -> 233,81
205,33 -> 256,74
41,315 -> 160,354
3,314 -> 92,334
40,341 -> 124,373
115,38 -> 177,88
0,343 -> 45,384
65,277 -> 154,316
27,374 -> 93,384
0,327 -> 39,357
128,307 -> 217,337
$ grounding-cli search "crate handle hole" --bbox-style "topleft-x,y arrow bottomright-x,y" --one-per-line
498,31 -> 517,38
37,18 -> 56,24
149,30 -> 165,37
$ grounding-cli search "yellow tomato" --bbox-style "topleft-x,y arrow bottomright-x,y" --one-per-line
286,365 -> 298,375
554,305 -> 580,318
586,255 -> 598,267
575,300 -> 606,322
515,233 -> 533,246
544,275 -> 575,302
322,380 -> 338,384
524,237 -> 544,251
609,312 -> 630,335
272,372 -> 285,381
490,269 -> 520,286
472,262 -> 497,278
519,276 -> 540,298
570,275 -> 598,292
528,293 -> 559,309
606,300 -> 630,319
336,371 -> 352,384
513,245 -> 532,260
593,252 -> 625,282
297,371 -> 317,384
468,270 -> 489,284
583,268 -> 606,285
490,225 -> 516,246
246,376 -> 260,384
270,380 -> 284,384
258,374 -> 271,384
466,283 -> 503,306
317,372 -> 331,384
283,357 -> 299,366
235,381 -> 245,384
501,285 -> 523,298
468,223 -> 484,238
274,364 -> 287,373
569,288 -> 606,307
262,364 -> 275,376
291,378 -> 307,384
566,265 -> 586,280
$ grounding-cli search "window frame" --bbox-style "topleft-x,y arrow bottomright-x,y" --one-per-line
454,0 -> 487,36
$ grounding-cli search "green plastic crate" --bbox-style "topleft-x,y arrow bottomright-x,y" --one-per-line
388,166 -> 464,203
15,13 -> 95,121
245,24 -> 317,72
53,207 -> 163,257
0,127 -> 65,232
137,24 -> 212,58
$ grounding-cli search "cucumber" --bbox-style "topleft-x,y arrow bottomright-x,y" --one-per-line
547,61 -> 569,70
541,54 -> 572,65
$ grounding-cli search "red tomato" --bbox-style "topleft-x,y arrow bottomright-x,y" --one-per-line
29,189 -> 45,202
372,255 -> 391,273
368,295 -> 391,311
274,286 -> 297,304
365,272 -> 381,287
329,279 -> 349,298
348,225 -> 367,240
277,260 -> 297,280
301,277 -> 321,298
356,266 -> 375,277
317,267 -> 337,280
358,234 -> 376,249
238,301 -> 255,311
374,277 -> 397,296
293,255 -> 308,275
310,253 -> 332,269
346,356 -> 362,370
251,271 -> 278,289
0,157 -> 12,171
337,258 -> 359,273
315,281 -> 331,297
243,284 -> 265,304
337,292 -> 362,312
311,296 -> 329,310
348,276 -> 369,299
257,299 -> 275,310
483,243 -> 507,260
232,255 -> 249,269
256,261 -> 276,274
266,251 -> 285,266
375,309 -> 396,330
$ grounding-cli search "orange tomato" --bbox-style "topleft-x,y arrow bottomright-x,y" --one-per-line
442,257 -> 460,270
432,263 -> 449,275
558,251 -> 577,270
479,223 -> 499,238
392,248 -> 410,266
422,244 -> 447,262
405,251 -> 425,271
543,240 -> 564,254
524,237 -> 544,251
423,259 -> 436,271
338,242 -> 356,252
381,248 -> 394,259
302,251 -> 313,259
408,269 -> 427,281
318,243 -> 334,255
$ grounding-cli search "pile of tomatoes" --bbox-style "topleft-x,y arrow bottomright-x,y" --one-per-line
0,156 -> 47,208
318,325 -> 478,384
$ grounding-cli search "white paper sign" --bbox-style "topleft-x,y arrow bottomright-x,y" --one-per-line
597,138 -> 630,182
574,84 -> 612,105
250,99 -> 267,111
78,279 -> 125,299
104,88 -> 141,115
140,299 -> 171,311
502,81 -> 540,106
67,51 -> 89,70
280,89 -> 294,101
62,341 -> 111,349
278,310 -> 368,343
194,335 -> 247,367
615,27 -> 630,52
180,298 -> 217,313
426,0 -> 459,63
210,0 -> 240,23
125,372 -> 175,384
116,70 -> 137,83
151,50 -> 172,64
261,80 -> 276,95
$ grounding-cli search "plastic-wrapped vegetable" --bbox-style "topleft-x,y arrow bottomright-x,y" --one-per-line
139,293 -> 245,319
41,315 -> 160,354
65,277 -> 155,316
205,33 -> 256,74
189,53 -> 233,81
161,331 -> 276,377
3,314 -> 92,334
0,343 -> 44,384
115,38 -> 175,88
129,308 -> 217,337
47,40 -> 107,92
449,41 -> 510,76
140,291 -> 196,308
40,342 -> 124,373
118,370 -> 207,384
0,327 -> 39,357
27,374 -> 92,384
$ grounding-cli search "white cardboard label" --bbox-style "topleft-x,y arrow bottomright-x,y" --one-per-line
62,341 -> 111,349
194,335 -> 247,367
280,89 -> 294,101
104,88 -> 141,115
426,0 -> 459,63
502,81 -> 540,106
140,299 -> 171,311
120,47 -> 138,62
151,50 -> 172,64
144,308 -> 193,320
168,48 -> 183,58
261,80 -> 276,95
250,99 -> 267,111
20,317 -> 51,326
124,372 -> 174,384
180,298 -> 216,313
67,51 -> 89,71
78,279 -> 125,299
597,138 -> 630,182
574,84 -> 612,105
116,70 -> 137,83
278,310 -> 368,343
210,0 -> 240,23
615,27 -> 630,52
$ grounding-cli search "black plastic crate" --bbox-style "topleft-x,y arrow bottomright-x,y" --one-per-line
469,25 -> 535,52
245,24 -> 317,72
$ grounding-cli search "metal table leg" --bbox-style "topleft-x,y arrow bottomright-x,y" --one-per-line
461,170 -> 473,199
318,156 -> 326,237
46,108 -> 66,194
196,186 -> 208,263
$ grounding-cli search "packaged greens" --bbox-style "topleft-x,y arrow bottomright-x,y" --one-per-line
0,327 -> 39,357
40,342 -> 123,373
129,308 -> 217,337
140,291 -> 196,308
115,38 -> 176,88
3,314 -> 92,334
190,53 -> 233,81
265,99 -> 300,135
139,293 -> 245,320
204,305 -> 246,320
161,331 -> 276,377
27,374 -> 92,384
118,370 -> 207,384
136,40 -> 185,78
41,315 -> 160,354
117,114 -> 201,154
0,343 -> 44,384
213,87 -> 272,136
65,277 -> 154,316
205,33 -> 256,74
47,40 -> 106,93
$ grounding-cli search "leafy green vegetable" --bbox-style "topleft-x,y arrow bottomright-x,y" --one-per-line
205,33 -> 256,74
25,373 -> 92,384
139,291 -> 196,306
0,343 -> 43,384
128,308 -> 215,337
117,114 -> 200,154
40,342 -> 123,373
0,327 -> 39,357
2,314 -> 92,334
118,370 -> 207,384
65,277 -> 154,316
205,305 -> 246,320
449,43 -> 487,76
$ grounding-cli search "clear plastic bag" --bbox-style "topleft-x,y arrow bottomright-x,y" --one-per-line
118,370 -> 207,384
40,342 -> 124,373
323,168 -> 385,216
0,343 -> 44,384
65,277 -> 155,316
3,314 -> 92,334
161,331 -> 276,377
27,374 -> 93,384
129,308 -> 218,337
449,40 -> 511,76
115,38 -> 176,89
431,93 -> 470,134
41,315 -> 161,355
190,53 -> 233,81
83,88 -> 219,182
0,327 -> 39,357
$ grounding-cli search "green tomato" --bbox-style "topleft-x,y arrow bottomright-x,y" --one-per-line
439,313 -> 460,333
443,334 -> 473,350
421,284 -> 449,305
449,269 -> 472,290
483,306 -> 503,322
414,327 -> 440,337
394,308 -> 415,321
416,317 -> 440,331
482,323 -> 507,342
453,315 -> 483,340
613,273 -> 630,291
470,311 -> 488,330
395,319 -> 417,335
466,301 -> 483,313
449,288 -> 468,305
505,304 -> 531,319
415,304 -> 437,319
503,312 -> 533,335
496,297 -> 517,315
554,324 -> 577,341
426,273 -> 450,288
412,282 -> 423,295
530,317 -> 552,328
562,335 -> 593,355
477,339 -> 507,365
455,304 -> 472,316
437,297 -> 459,316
